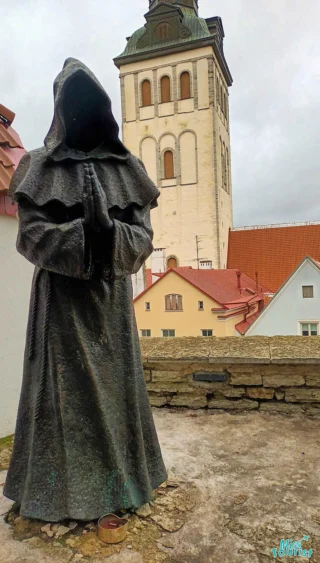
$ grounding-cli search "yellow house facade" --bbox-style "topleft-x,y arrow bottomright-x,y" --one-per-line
134,269 -> 264,338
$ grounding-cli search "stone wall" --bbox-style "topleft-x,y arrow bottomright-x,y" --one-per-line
141,336 -> 320,415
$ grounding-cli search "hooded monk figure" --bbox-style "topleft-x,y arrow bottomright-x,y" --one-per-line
4,58 -> 167,522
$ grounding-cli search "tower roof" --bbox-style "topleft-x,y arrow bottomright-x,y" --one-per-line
149,0 -> 198,15
114,3 -> 232,86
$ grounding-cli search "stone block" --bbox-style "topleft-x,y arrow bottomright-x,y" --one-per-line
144,370 -> 151,382
285,388 -> 320,403
230,373 -> 262,386
147,382 -> 194,394
208,399 -> 259,410
259,402 -> 303,413
270,336 -> 320,364
142,337 -> 213,362
209,337 -> 270,364
263,374 -> 305,388
247,388 -> 274,400
306,375 -> 320,387
215,387 -> 246,399
149,394 -> 171,407
275,391 -> 285,401
170,394 -> 207,408
152,370 -> 187,383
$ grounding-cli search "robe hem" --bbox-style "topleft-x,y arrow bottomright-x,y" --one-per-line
4,470 -> 168,523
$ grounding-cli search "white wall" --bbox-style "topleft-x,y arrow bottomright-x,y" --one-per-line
0,217 -> 33,437
248,261 -> 320,336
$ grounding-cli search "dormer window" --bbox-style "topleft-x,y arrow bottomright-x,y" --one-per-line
156,22 -> 170,41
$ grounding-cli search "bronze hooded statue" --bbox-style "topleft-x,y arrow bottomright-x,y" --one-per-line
4,58 -> 167,522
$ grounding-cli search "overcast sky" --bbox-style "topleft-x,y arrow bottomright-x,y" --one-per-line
1,0 -> 319,227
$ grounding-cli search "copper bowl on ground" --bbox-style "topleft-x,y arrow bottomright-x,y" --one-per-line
97,513 -> 129,544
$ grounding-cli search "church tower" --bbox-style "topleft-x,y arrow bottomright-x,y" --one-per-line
114,0 -> 233,269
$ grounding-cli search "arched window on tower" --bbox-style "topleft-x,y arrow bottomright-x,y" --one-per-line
164,150 -> 174,179
220,139 -> 224,187
167,256 -> 178,269
141,79 -> 152,107
223,93 -> 227,118
180,71 -> 191,99
226,149 -> 230,194
160,75 -> 171,103
220,85 -> 223,112
216,78 -> 220,105
223,142 -> 227,189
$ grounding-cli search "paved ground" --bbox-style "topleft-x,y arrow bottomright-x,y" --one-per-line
1,409 -> 320,562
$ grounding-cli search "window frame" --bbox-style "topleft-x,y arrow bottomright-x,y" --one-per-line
163,149 -> 175,179
141,79 -> 152,108
165,294 -> 183,312
179,70 -> 192,100
302,286 -> 314,299
167,256 -> 178,269
201,329 -> 213,337
160,75 -> 171,104
300,322 -> 319,336
145,302 -> 151,311
141,329 -> 152,337
162,329 -> 176,337
198,301 -> 204,311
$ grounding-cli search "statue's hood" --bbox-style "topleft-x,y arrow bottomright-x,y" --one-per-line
44,58 -> 129,162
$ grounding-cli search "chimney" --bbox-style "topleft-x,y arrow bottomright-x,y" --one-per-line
0,104 -> 15,128
236,270 -> 241,293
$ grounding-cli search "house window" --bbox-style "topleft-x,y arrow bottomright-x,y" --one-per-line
162,329 -> 176,337
180,71 -> 191,99
141,79 -> 152,107
164,150 -> 174,179
145,302 -> 151,311
300,323 -> 318,336
167,256 -> 178,269
198,301 -> 204,311
165,294 -> 183,311
141,329 -> 151,337
302,286 -> 314,298
201,330 -> 213,337
160,75 -> 171,103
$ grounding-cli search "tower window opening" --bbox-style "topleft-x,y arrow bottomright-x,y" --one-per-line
164,150 -> 174,179
160,75 -> 171,103
180,71 -> 191,99
167,256 -> 178,269
141,79 -> 152,107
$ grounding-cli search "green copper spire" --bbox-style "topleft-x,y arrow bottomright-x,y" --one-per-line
149,0 -> 198,15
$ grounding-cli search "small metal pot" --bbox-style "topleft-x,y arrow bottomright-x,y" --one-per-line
97,513 -> 129,544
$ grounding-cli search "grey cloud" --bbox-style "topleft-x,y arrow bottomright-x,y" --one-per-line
1,0 -> 319,226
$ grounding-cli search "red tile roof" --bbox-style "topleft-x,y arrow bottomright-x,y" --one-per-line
0,103 -> 25,193
135,266 -> 267,307
235,311 -> 260,335
227,225 -> 320,293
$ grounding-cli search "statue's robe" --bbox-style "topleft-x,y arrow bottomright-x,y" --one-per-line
4,58 -> 167,522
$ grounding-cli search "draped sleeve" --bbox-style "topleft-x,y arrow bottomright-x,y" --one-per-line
110,204 -> 154,278
93,203 -> 154,280
16,198 -> 92,279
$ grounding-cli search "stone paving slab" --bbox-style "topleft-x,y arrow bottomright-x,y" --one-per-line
1,410 -> 320,562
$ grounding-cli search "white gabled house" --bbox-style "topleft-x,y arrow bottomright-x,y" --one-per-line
246,257 -> 320,336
